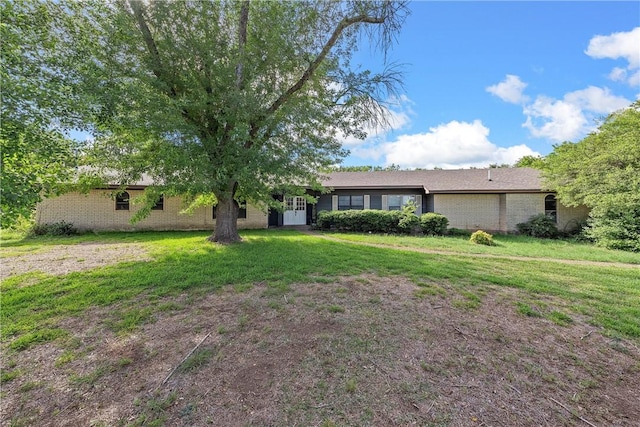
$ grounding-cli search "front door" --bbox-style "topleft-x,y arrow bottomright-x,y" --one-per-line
283,196 -> 307,225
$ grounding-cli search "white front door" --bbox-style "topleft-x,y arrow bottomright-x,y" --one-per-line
283,196 -> 307,225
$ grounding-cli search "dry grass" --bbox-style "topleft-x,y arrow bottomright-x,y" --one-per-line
3,275 -> 639,427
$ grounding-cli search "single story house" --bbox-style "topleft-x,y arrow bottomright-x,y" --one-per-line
36,168 -> 589,234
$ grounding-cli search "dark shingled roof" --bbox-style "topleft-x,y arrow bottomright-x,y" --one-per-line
110,168 -> 544,194
321,168 -> 544,193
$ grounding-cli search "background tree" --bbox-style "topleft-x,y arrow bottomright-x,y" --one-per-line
543,101 -> 640,251
0,1 -> 84,228
39,0 -> 408,243
514,155 -> 545,169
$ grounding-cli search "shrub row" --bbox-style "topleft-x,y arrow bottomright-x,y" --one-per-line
516,214 -> 558,238
30,221 -> 78,236
316,210 -> 449,235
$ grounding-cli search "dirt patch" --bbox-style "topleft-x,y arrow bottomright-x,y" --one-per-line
2,275 -> 639,426
0,242 -> 153,279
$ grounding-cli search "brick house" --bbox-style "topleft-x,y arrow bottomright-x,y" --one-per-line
36,168 -> 589,233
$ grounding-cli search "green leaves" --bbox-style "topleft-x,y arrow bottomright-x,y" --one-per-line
0,121 -> 77,228
543,101 -> 640,251
5,1 -> 408,241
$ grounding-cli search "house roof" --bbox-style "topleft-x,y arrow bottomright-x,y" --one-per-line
321,168 -> 545,193
103,167 -> 546,194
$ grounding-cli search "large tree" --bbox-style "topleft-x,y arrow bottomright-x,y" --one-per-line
543,101 -> 640,251
0,1 -> 82,228
37,0 -> 408,243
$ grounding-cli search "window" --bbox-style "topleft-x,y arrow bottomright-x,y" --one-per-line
152,195 -> 164,210
388,195 -> 415,210
213,205 -> 247,219
545,195 -> 557,222
338,195 -> 364,210
286,196 -> 306,211
116,192 -> 130,211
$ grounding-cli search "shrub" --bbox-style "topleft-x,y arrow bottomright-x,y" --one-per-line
447,228 -> 472,237
516,214 -> 558,238
470,230 -> 495,246
419,213 -> 449,235
584,196 -> 640,252
397,202 -> 420,234
397,213 -> 419,234
316,209 -> 411,234
30,221 -> 77,236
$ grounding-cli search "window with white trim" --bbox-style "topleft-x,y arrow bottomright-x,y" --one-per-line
387,195 -> 416,210
338,195 -> 364,210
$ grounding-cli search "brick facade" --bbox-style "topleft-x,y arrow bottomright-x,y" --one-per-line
36,190 -> 268,231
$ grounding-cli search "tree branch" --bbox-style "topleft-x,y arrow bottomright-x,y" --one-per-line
128,0 -> 175,96
247,11 -> 385,146
267,14 -> 383,117
235,0 -> 250,89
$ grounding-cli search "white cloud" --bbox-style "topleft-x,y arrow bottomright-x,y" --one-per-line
608,67 -> 627,82
523,97 -> 586,142
586,27 -> 640,87
564,86 -> 630,114
523,87 -> 630,141
486,74 -> 529,104
586,27 -> 640,67
378,120 -> 539,169
628,70 -> 640,88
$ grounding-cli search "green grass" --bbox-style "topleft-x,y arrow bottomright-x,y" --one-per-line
2,229 -> 639,353
178,348 -> 214,373
321,231 -> 640,264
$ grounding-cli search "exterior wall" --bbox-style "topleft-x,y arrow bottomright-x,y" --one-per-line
505,193 -> 544,231
433,194 -> 501,232
506,193 -> 589,233
557,202 -> 590,233
317,189 -> 426,215
36,190 -> 268,231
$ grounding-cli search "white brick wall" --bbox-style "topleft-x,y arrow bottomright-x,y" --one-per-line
36,190 -> 268,231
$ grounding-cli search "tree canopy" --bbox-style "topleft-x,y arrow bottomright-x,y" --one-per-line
1,1 -> 82,228
20,0 -> 408,242
543,101 -> 640,251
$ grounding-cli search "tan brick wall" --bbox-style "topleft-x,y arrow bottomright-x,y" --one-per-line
505,193 -> 543,231
557,203 -> 590,233
506,193 -> 589,232
433,193 -> 589,233
433,194 -> 501,232
36,190 -> 268,231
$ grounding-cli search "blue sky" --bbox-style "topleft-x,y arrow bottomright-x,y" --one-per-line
343,1 -> 640,169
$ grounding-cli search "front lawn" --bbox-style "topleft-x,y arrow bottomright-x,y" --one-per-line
320,231 -> 640,264
1,229 -> 639,426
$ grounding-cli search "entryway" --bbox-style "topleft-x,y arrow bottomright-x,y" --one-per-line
283,196 -> 307,225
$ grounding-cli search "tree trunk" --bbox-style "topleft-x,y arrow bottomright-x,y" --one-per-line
209,194 -> 242,244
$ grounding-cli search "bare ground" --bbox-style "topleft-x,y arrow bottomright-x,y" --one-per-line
0,241 -> 153,279
2,244 -> 640,426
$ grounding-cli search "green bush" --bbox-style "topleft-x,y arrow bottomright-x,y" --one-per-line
316,209 -> 412,234
584,196 -> 640,252
470,230 -> 495,246
419,213 -> 449,235
516,214 -> 558,238
447,228 -> 472,237
397,202 -> 420,234
30,221 -> 77,236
